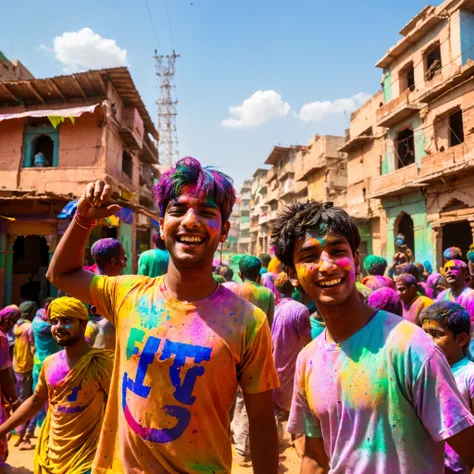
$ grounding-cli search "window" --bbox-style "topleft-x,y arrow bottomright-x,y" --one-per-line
122,150 -> 133,179
23,125 -> 59,168
400,62 -> 415,92
449,109 -> 464,147
396,129 -> 415,168
425,44 -> 442,81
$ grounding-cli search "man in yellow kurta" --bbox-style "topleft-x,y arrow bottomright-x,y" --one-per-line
0,297 -> 113,474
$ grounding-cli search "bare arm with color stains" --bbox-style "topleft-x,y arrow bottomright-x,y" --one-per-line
243,389 -> 279,474
301,436 -> 329,474
447,424 -> 474,469
46,180 -> 120,304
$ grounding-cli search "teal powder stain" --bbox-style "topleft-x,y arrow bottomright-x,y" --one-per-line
136,295 -> 168,329
126,328 -> 146,359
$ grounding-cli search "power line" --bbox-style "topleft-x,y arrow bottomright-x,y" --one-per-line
144,0 -> 163,54
164,0 -> 175,48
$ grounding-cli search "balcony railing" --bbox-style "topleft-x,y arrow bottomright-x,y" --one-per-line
376,89 -> 420,128
369,163 -> 420,198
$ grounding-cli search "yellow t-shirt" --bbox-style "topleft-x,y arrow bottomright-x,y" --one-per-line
90,274 -> 279,474
13,320 -> 34,373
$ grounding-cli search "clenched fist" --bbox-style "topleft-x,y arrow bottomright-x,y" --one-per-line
77,180 -> 121,221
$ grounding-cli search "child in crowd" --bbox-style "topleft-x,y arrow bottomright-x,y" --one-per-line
417,301 -> 474,474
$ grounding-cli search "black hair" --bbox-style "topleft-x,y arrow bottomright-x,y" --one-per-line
402,263 -> 421,281
223,267 -> 234,281
271,201 -> 360,268
417,301 -> 471,339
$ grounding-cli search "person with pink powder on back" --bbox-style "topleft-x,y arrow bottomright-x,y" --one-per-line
46,157 -> 279,474
271,201 -> 474,474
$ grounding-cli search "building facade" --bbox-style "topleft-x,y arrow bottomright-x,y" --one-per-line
339,92 -> 387,259
370,0 -> 474,269
0,67 -> 159,306
237,180 -> 252,254
249,168 -> 268,256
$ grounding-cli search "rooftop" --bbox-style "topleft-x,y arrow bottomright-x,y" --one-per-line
0,67 -> 157,139
265,145 -> 302,165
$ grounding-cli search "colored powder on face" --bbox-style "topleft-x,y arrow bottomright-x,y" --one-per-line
153,156 -> 236,222
337,257 -> 353,272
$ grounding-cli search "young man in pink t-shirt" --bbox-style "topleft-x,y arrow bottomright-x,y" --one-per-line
47,157 -> 279,474
271,201 -> 474,474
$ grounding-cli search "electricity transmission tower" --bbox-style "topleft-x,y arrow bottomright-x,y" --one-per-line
154,50 -> 180,168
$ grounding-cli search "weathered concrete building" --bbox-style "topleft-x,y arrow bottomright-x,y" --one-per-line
249,168 -> 268,256
339,92 -> 387,259
237,180 -> 252,254
0,53 -> 34,81
262,145 -> 306,253
0,67 -> 159,306
370,0 -> 474,269
295,134 -> 347,206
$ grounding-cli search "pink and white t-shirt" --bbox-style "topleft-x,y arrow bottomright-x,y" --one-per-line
288,310 -> 474,474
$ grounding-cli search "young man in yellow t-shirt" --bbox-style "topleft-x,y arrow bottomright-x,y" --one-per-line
13,301 -> 36,450
47,157 -> 280,474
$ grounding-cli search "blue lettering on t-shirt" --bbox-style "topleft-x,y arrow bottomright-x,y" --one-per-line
122,333 -> 212,443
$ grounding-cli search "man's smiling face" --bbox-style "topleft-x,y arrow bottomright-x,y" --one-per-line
160,186 -> 229,268
292,231 -> 359,307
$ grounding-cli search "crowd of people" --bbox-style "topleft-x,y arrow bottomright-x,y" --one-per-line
0,156 -> 474,473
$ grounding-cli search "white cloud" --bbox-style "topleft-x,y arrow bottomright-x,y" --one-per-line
42,28 -> 128,72
299,92 -> 371,121
221,90 -> 291,128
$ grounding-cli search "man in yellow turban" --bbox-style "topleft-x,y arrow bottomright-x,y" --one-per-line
0,297 -> 113,474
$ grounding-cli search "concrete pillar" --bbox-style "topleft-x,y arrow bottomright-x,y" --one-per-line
469,220 -> 474,243
432,224 -> 443,273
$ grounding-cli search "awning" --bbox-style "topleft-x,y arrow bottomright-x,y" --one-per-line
0,103 -> 100,123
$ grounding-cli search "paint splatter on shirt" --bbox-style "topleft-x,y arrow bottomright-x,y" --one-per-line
288,310 -> 474,474
271,298 -> 311,412
13,319 -> 34,373
310,316 -> 325,340
445,358 -> 474,474
402,293 -> 433,323
90,274 -> 279,474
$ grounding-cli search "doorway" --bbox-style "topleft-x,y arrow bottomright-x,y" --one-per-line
397,213 -> 415,258
12,235 -> 50,306
442,221 -> 472,261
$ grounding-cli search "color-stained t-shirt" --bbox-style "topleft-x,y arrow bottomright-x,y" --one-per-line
90,274 -> 279,474
238,280 -> 275,319
288,310 -> 474,474
272,298 -> 311,412
402,293 -> 433,323
437,287 -> 474,320
445,358 -> 474,474
137,249 -> 170,278
13,319 -> 34,373
261,272 -> 279,304
222,281 -> 240,294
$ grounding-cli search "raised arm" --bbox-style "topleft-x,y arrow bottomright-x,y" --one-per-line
46,180 -> 120,304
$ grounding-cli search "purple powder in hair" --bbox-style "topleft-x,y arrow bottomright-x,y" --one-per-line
368,288 -> 403,317
443,247 -> 463,260
153,157 -> 236,222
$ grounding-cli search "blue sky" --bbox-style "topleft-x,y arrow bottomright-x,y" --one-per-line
1,0 -> 433,189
